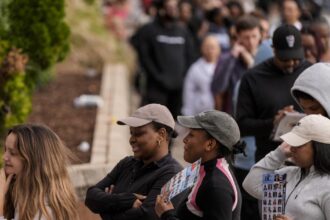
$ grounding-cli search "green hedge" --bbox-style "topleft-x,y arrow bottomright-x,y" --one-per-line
6,0 -> 70,87
0,72 -> 31,134
0,0 -> 70,139
0,45 -> 31,138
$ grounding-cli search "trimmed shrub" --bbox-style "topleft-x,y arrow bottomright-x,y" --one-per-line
0,0 -> 10,36
6,0 -> 70,86
0,45 -> 31,138
0,0 -> 71,138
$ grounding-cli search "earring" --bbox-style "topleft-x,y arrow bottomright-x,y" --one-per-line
157,140 -> 161,147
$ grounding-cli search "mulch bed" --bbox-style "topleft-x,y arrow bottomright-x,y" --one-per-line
27,69 -> 101,164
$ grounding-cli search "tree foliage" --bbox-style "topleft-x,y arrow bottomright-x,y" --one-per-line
0,45 -> 31,138
0,0 -> 70,139
7,0 -> 70,85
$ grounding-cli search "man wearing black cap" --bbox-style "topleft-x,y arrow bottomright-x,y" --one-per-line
236,25 -> 311,163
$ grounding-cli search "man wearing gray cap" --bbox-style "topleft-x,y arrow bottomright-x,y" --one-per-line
85,104 -> 182,220
155,110 -> 244,220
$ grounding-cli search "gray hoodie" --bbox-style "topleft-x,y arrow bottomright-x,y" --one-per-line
243,147 -> 330,220
291,63 -> 330,117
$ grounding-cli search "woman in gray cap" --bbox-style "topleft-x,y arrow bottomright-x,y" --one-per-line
85,104 -> 182,220
243,114 -> 330,220
155,110 -> 245,220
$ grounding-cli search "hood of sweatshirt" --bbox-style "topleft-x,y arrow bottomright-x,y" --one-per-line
291,63 -> 330,117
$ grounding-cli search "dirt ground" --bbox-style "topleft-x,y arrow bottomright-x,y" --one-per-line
78,202 -> 101,220
28,68 -> 101,164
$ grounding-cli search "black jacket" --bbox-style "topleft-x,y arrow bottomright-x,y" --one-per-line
236,58 -> 311,161
85,154 -> 182,220
138,19 -> 196,91
161,158 -> 241,220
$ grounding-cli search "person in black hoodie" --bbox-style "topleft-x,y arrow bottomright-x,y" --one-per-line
137,0 -> 196,118
155,110 -> 244,220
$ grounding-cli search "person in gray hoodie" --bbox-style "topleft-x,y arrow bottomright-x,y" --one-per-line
291,62 -> 330,117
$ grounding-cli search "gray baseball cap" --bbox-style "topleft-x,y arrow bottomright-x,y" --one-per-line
177,110 -> 240,151
117,104 -> 175,129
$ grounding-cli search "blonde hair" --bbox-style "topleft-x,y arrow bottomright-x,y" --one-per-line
4,124 -> 79,220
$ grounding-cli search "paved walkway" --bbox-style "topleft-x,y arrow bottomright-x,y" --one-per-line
78,202 -> 101,220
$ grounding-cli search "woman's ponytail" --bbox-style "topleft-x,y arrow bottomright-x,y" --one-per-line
232,140 -> 247,156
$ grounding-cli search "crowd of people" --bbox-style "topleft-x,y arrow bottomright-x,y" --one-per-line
127,0 -> 330,219
1,0 -> 330,220
131,0 -> 330,118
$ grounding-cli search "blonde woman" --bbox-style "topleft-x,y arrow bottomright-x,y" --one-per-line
0,124 -> 79,220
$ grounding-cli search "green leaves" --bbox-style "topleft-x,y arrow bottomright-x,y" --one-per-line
0,45 -> 31,137
1,74 -> 31,129
7,0 -> 70,86
0,0 -> 70,138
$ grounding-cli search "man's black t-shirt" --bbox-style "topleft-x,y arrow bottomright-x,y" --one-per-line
161,158 -> 242,220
